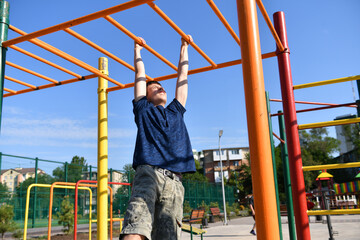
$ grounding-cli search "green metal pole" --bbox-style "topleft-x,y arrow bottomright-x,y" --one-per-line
65,162 -> 68,196
89,165 -> 92,180
0,152 -> 2,174
278,110 -> 296,240
265,92 -> 283,240
32,157 -> 38,228
0,1 -> 9,131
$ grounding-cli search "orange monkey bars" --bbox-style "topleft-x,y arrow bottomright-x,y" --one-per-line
3,0 -> 155,47
148,2 -> 217,68
9,45 -> 82,78
103,15 -> 178,72
206,0 -> 241,45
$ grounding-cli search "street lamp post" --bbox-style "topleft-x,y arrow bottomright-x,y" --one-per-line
218,130 -> 228,225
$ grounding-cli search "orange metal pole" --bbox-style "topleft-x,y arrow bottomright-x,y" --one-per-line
147,2 -> 217,68
104,15 -> 178,72
237,0 -> 280,239
5,76 -> 37,89
4,87 -> 16,94
9,45 -> 82,78
63,28 -> 153,80
9,25 -> 124,87
107,51 -> 277,92
6,61 -> 59,84
3,0 -> 155,47
255,0 -> 285,52
3,74 -> 97,97
206,0 -> 241,45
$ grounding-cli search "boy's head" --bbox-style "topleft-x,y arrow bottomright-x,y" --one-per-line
146,81 -> 167,106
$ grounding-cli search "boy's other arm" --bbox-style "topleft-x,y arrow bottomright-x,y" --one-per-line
134,37 -> 147,102
175,35 -> 192,107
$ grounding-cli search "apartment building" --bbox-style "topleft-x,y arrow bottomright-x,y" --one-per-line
0,168 -> 45,191
202,147 -> 250,183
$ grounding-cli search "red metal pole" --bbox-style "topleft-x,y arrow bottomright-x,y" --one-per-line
274,11 -> 311,240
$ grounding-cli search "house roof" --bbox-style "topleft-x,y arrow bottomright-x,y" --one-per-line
1,168 -> 44,175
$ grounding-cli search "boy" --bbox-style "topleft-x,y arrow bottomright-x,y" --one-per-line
120,35 -> 195,240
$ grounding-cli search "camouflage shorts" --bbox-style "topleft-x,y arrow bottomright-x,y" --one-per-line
120,165 -> 184,240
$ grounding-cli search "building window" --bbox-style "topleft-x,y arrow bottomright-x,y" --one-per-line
215,150 -> 225,155
234,161 -> 239,166
10,176 -> 13,180
231,149 -> 239,155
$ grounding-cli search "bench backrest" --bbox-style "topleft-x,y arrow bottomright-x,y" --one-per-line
210,207 -> 221,215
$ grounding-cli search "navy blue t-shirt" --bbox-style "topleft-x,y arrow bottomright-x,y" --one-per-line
132,96 -> 195,173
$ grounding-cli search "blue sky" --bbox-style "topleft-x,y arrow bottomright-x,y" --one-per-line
1,0 -> 360,174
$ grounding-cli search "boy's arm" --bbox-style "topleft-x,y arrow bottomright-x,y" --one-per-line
175,35 -> 193,107
134,37 -> 147,102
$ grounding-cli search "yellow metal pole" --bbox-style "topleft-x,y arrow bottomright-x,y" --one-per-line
97,57 -> 109,240
236,0 -> 280,239
293,74 -> 360,90
303,162 -> 360,171
298,117 -> 360,130
307,209 -> 360,215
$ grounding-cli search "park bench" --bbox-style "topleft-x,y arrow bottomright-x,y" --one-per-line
182,224 -> 206,240
210,207 -> 228,222
183,209 -> 205,225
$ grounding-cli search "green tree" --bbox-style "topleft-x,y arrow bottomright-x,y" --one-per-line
0,183 -> 10,204
113,164 -> 135,215
299,128 -> 340,191
57,196 -> 74,234
15,174 -> 54,219
0,204 -> 16,239
182,159 -> 208,182
53,156 -> 87,183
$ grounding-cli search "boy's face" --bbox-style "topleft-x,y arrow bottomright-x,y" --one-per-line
147,83 -> 167,106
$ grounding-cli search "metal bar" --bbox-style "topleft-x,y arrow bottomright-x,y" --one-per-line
148,2 -> 217,67
272,132 -> 285,144
9,25 -> 124,87
278,111 -> 296,240
303,162 -> 360,171
3,74 -> 97,97
3,87 -> 15,93
97,57 -> 109,240
206,0 -> 240,45
266,92 -> 283,240
298,117 -> 360,130
5,76 -> 37,89
3,0 -> 155,47
271,102 -> 358,117
9,45 -> 82,78
270,98 -> 357,107
307,209 -> 360,215
6,61 -> 58,84
104,15 -> 177,71
237,0 -> 280,239
274,11 -> 311,240
0,0 -> 9,132
255,0 -> 285,52
107,51 -> 277,92
294,74 -> 360,90
63,28 -> 153,80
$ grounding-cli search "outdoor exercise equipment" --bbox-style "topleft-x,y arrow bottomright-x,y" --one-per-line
2,0 -> 359,239
23,183 -> 92,240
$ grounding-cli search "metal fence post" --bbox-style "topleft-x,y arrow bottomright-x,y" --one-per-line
31,157 -> 38,228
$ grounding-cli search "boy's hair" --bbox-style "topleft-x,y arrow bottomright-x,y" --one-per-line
146,81 -> 162,87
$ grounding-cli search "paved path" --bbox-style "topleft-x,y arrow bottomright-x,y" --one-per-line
181,215 -> 360,240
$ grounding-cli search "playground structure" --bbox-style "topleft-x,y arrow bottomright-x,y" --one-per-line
1,0 -> 360,239
23,180 -> 130,240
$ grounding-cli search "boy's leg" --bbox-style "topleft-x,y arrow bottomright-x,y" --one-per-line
120,165 -> 158,240
151,175 -> 184,240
